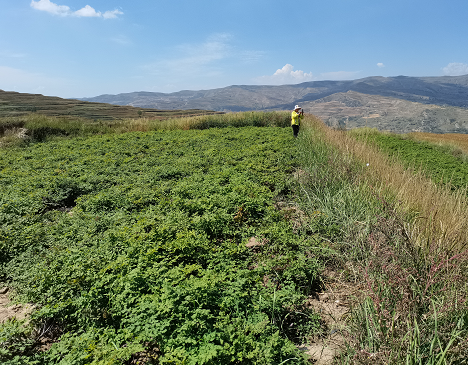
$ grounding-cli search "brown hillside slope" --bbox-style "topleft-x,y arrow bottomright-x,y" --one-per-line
0,90 -> 221,120
302,91 -> 468,134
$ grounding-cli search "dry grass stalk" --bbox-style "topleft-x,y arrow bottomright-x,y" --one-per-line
410,131 -> 468,155
303,115 -> 468,253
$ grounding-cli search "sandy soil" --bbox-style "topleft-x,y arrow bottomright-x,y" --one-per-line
0,287 -> 34,323
299,270 -> 361,364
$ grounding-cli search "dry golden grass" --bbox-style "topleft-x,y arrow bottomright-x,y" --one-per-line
409,131 -> 468,155
122,111 -> 291,131
303,115 -> 468,253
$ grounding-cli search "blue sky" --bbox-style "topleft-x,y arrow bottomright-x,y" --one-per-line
1,0 -> 468,98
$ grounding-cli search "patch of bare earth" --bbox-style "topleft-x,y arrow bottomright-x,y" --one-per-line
245,236 -> 265,249
292,168 -> 310,185
299,271 -> 360,364
0,287 -> 63,354
0,287 -> 34,324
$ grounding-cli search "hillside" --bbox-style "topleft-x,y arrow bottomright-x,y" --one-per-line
79,86 -> 320,112
0,90 -> 221,120
303,91 -> 468,133
78,75 -> 468,133
80,75 -> 468,112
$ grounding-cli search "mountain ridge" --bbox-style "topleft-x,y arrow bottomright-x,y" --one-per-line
0,90 -> 220,120
304,90 -> 468,134
78,75 -> 468,133
80,75 -> 468,111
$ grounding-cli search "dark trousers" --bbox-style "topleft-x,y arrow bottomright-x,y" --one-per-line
292,125 -> 300,138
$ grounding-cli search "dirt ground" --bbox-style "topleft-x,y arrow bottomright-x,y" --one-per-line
0,287 -> 34,323
299,270 -> 361,364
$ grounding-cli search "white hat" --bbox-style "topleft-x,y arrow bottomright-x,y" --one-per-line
294,105 -> 301,110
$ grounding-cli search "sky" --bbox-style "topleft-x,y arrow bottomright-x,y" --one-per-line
1,0 -> 468,98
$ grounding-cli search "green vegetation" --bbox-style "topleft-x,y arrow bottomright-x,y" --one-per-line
0,112 -> 290,148
351,128 -> 468,190
1,113 -> 467,364
298,123 -> 468,364
1,123 -> 323,364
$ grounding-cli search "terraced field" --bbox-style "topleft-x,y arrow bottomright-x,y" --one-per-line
0,90 -> 221,120
410,131 -> 468,154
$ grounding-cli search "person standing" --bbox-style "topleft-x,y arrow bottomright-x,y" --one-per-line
291,105 -> 304,138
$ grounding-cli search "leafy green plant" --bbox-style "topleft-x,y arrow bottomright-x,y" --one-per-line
0,125 -> 318,364
351,129 -> 468,191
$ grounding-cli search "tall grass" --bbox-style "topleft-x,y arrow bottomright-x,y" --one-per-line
304,118 -> 468,254
296,115 -> 468,364
0,111 -> 291,146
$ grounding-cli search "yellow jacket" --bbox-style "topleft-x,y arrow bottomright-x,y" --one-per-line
291,111 -> 304,126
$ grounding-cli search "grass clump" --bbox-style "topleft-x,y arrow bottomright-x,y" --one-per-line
0,111 -> 290,147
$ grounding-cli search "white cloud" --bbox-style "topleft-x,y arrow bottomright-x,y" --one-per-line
377,62 -> 385,68
177,33 -> 232,66
442,62 -> 468,76
30,0 -> 123,18
256,64 -> 314,84
30,0 -> 70,16
103,10 -> 124,19
74,4 -> 100,17
255,65 -> 361,85
140,34 -> 268,92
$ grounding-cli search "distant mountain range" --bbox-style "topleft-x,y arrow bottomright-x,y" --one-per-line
80,75 -> 468,133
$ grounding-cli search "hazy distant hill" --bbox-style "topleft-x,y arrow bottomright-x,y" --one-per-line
80,75 -> 468,112
78,75 -> 468,133
80,86 -> 319,112
0,90 -> 220,120
303,91 -> 468,134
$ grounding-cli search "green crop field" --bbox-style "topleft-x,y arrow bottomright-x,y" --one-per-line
0,126 -> 326,364
351,129 -> 468,191
1,114 -> 467,364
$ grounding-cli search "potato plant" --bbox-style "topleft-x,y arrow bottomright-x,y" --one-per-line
0,127 -> 323,364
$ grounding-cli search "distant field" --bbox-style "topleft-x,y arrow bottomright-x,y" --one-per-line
410,131 -> 468,154
0,111 -> 291,148
0,90 -> 221,120
351,129 -> 468,190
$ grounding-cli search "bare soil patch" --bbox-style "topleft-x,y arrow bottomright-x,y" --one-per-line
0,287 -> 34,323
300,270 -> 362,364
